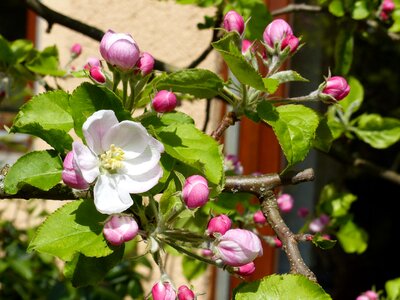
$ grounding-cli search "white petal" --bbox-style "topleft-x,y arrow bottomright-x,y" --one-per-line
94,175 -> 133,214
102,120 -> 149,159
72,141 -> 99,183
149,136 -> 164,153
117,164 -> 163,194
83,110 -> 119,154
122,146 -> 161,176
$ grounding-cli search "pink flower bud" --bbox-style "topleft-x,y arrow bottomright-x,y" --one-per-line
202,249 -> 213,257
235,262 -> 256,276
62,151 -> 89,190
322,76 -> 350,101
277,193 -> 294,213
70,43 -> 82,57
103,215 -> 139,246
177,285 -> 195,300
136,52 -> 154,76
382,0 -> 395,13
89,66 -> 106,84
263,19 -> 293,48
152,281 -> 176,300
253,210 -> 267,224
214,228 -> 263,266
363,290 -> 379,300
223,10 -> 245,34
274,237 -> 282,248
281,34 -> 299,53
297,207 -> 309,218
356,296 -> 370,300
241,39 -> 253,54
84,57 -> 101,70
100,29 -> 140,71
207,214 -> 232,235
182,175 -> 209,209
309,214 -> 330,233
152,90 -> 177,113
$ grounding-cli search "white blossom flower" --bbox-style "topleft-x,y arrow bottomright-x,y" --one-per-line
72,110 -> 164,214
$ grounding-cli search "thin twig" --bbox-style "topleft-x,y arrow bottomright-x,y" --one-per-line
271,4 -> 322,16
202,99 -> 212,132
210,111 -> 238,141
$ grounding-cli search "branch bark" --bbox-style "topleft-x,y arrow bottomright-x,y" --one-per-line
210,111 -> 238,141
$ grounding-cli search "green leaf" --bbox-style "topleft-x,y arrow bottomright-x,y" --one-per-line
69,82 -> 131,138
28,199 -> 112,261
159,178 -> 182,216
329,0 -> 345,16
262,78 -> 280,94
212,33 -> 266,91
234,274 -> 332,300
26,45 -> 66,77
0,35 -> 13,64
10,90 -> 73,152
334,28 -> 354,76
269,70 -> 309,84
4,150 -> 62,195
339,76 -> 364,120
385,277 -> 400,300
182,256 -> 208,281
318,184 -> 357,217
204,192 -> 253,215
10,39 -> 34,63
156,123 -> 224,185
337,219 -> 368,254
258,102 -> 320,167
313,117 -> 334,152
327,106 -> 346,139
352,114 -> 400,149
312,234 -> 337,250
155,69 -> 223,99
64,247 -> 125,287
351,0 -> 370,19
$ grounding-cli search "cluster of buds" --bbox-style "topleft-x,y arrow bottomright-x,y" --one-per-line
152,281 -> 197,300
263,19 -> 299,55
379,0 -> 396,21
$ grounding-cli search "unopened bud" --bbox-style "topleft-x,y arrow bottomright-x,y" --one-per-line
281,34 -> 299,53
207,214 -> 232,236
235,261 -> 256,276
277,193 -> 294,213
253,210 -> 267,224
152,281 -> 176,300
241,39 -> 253,54
309,214 -> 330,233
297,207 -> 309,218
263,19 -> 293,48
322,76 -> 350,101
223,10 -> 245,34
274,237 -> 282,248
182,175 -> 209,209
89,66 -> 106,84
136,52 -> 155,76
84,57 -> 101,70
356,290 -> 379,300
178,285 -> 196,300
62,151 -> 89,190
152,90 -> 177,113
70,43 -> 82,58
103,215 -> 139,246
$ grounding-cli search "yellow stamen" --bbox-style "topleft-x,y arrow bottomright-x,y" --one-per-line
100,144 -> 125,172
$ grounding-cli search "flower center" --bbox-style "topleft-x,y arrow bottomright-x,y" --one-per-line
100,144 -> 125,172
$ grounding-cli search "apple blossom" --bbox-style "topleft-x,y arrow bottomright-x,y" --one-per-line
136,52 -> 155,76
263,19 -> 293,48
277,193 -> 294,213
213,228 -> 263,266
100,29 -> 140,70
177,285 -> 196,300
103,215 -> 139,246
253,210 -> 267,224
235,261 -> 256,276
62,151 -> 89,190
182,175 -> 209,209
322,76 -> 350,101
152,281 -> 176,300
223,10 -> 245,35
72,110 -> 164,214
207,214 -> 232,236
152,90 -> 177,113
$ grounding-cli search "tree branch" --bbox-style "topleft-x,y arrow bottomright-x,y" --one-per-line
210,111 -> 238,141
271,4 -> 322,16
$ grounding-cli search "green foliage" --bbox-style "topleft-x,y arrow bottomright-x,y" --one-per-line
334,27 -> 354,76
4,150 -> 63,195
385,277 -> 400,300
352,114 -> 400,149
212,32 -> 266,92
269,70 -> 309,84
258,102 -> 320,167
339,76 -> 364,120
182,256 -> 208,281
234,274 -> 332,300
156,69 -> 224,99
312,233 -> 337,250
313,117 -> 334,152
26,45 -> 66,77
28,200 -> 112,261
336,219 -> 368,254
10,90 -> 73,153
317,184 -> 357,217
69,82 -> 131,138
64,248 -> 125,287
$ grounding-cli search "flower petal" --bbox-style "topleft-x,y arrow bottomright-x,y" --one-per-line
72,141 -> 99,183
122,145 -> 161,176
94,175 -> 133,214
102,120 -> 150,160
117,164 -> 163,194
83,110 -> 119,154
